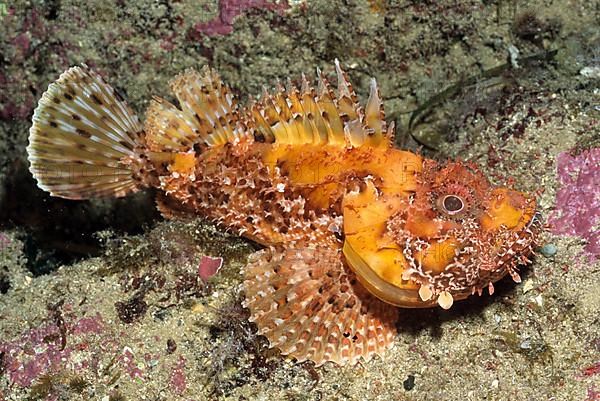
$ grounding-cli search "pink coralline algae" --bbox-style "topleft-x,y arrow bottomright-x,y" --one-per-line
0,232 -> 11,249
582,361 -> 600,377
587,386 -> 600,401
548,148 -> 600,259
169,356 -> 187,395
0,314 -> 105,387
1,7 -> 75,121
191,0 -> 289,37
120,346 -> 145,380
198,255 -> 224,281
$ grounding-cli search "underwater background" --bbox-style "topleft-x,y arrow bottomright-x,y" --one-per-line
0,0 -> 599,400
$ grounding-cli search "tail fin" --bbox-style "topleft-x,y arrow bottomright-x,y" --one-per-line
27,66 -> 143,200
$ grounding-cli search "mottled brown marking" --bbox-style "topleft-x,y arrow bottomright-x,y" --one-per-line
119,140 -> 133,149
113,87 -> 125,102
76,128 -> 91,138
90,94 -> 103,105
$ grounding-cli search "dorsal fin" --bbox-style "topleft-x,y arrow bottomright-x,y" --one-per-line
144,66 -> 247,151
144,62 -> 393,151
245,60 -> 393,148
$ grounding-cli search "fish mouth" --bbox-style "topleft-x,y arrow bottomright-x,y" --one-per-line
342,241 -> 438,308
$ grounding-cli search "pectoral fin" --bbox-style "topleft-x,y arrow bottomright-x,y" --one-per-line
242,246 -> 398,366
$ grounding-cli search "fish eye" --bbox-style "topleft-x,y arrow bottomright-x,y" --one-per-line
441,194 -> 464,215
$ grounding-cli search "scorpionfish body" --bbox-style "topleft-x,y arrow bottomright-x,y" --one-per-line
27,62 -> 541,366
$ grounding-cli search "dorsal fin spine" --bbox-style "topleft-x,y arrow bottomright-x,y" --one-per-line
146,61 -> 391,152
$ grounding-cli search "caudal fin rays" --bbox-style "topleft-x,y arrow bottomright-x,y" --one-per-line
27,65 -> 143,199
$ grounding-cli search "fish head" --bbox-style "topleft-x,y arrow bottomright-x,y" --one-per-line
342,158 -> 541,309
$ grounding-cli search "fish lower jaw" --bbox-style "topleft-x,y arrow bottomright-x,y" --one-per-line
342,241 -> 439,308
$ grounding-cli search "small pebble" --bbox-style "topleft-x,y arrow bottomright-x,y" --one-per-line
534,294 -> 544,308
522,279 -> 534,293
166,338 -> 177,354
540,243 -> 557,257
403,374 -> 416,391
580,66 -> 600,79
191,302 -> 206,314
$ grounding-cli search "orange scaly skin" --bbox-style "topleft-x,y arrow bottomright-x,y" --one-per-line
149,138 -> 538,309
27,63 -> 542,366
155,140 -> 422,245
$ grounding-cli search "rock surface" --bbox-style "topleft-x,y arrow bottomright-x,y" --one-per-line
1,0 -> 599,400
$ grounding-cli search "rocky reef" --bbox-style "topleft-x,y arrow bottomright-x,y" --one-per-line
1,0 -> 599,400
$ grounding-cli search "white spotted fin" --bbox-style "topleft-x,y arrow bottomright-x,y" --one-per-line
27,66 -> 143,199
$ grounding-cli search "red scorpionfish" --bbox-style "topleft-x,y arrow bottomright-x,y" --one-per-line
27,62 -> 541,366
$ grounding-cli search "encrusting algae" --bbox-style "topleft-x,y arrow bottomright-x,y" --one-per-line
26,61 -> 542,366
